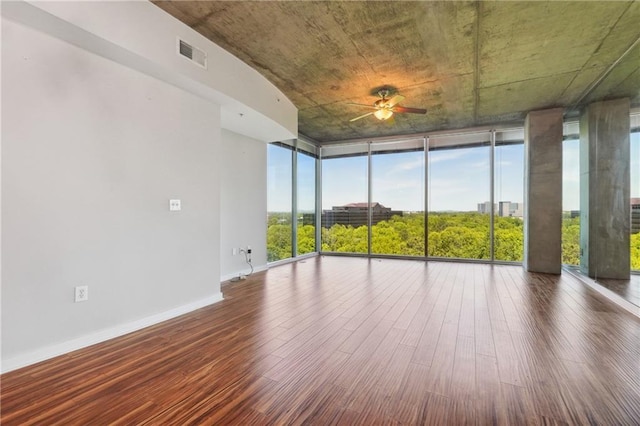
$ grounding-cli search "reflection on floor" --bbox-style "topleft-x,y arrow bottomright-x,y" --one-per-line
594,274 -> 640,307
566,267 -> 640,318
3,258 -> 640,424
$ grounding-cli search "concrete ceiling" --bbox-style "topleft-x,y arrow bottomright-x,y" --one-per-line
153,1 -> 640,143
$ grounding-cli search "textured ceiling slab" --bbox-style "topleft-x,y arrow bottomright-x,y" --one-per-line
153,1 -> 640,143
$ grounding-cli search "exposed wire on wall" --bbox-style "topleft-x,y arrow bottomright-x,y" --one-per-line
231,248 -> 254,282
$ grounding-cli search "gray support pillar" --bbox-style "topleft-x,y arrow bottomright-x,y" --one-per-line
579,99 -> 630,279
524,108 -> 563,274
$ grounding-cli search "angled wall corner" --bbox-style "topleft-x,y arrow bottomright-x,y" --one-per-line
1,2 -> 230,371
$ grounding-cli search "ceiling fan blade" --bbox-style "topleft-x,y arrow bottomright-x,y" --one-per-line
349,111 -> 375,122
393,105 -> 427,114
386,94 -> 405,107
347,102 -> 378,110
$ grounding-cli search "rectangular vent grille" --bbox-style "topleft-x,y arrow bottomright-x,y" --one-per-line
178,39 -> 207,69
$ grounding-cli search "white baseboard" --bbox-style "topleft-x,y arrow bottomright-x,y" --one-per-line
1,293 -> 224,374
220,264 -> 268,283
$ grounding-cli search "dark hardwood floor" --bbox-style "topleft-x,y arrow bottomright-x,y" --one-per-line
594,274 -> 640,308
2,257 -> 640,425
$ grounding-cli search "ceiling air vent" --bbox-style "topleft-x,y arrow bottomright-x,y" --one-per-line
178,38 -> 207,69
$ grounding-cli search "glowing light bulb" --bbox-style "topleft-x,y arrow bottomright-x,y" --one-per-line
374,109 -> 393,121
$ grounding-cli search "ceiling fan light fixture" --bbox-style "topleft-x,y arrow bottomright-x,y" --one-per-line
348,91 -> 425,122
374,109 -> 393,121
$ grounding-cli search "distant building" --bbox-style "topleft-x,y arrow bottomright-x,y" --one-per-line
304,202 -> 402,227
478,201 -> 523,218
632,198 -> 640,234
477,201 -> 496,214
499,201 -> 523,218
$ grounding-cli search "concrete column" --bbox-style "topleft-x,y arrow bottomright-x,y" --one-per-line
580,99 -> 630,279
523,108 -> 563,274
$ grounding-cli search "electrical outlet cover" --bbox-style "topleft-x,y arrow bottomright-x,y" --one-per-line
75,286 -> 89,302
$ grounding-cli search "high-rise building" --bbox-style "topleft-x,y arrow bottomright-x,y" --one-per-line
479,201 -> 523,217
477,201 -> 496,214
499,201 -> 523,218
632,198 -> 640,234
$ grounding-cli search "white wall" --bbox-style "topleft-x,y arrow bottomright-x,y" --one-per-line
3,0 -> 297,143
1,0 -> 298,372
220,130 -> 268,281
1,17 -> 222,371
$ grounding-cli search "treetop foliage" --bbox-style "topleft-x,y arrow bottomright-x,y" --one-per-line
267,212 -> 640,270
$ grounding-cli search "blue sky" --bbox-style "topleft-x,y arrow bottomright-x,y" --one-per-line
563,139 -> 580,211
631,131 -> 640,199
267,145 -> 292,213
269,133 -> 639,213
321,145 -> 523,212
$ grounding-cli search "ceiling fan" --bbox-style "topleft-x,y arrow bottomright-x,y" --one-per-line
348,89 -> 427,122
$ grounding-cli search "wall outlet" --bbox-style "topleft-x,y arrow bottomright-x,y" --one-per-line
169,199 -> 181,211
75,286 -> 88,302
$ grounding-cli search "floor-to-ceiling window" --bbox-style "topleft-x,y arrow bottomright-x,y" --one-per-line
267,142 -> 293,262
427,132 -> 491,260
631,127 -> 639,271
321,143 -> 369,254
494,129 -> 524,261
371,139 -> 425,256
297,141 -> 317,256
562,122 -> 580,266
267,117 -> 635,267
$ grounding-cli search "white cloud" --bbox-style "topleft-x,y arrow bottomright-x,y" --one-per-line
386,157 -> 424,175
428,150 -> 469,164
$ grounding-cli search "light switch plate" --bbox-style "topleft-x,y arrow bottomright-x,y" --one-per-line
169,199 -> 181,211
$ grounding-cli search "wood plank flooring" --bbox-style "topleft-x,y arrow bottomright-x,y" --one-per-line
2,257 -> 640,425
594,274 -> 640,308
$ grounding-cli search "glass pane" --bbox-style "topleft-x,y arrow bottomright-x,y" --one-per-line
631,131 -> 639,271
428,135 -> 491,260
562,138 -> 580,266
297,150 -> 316,255
321,144 -> 368,254
371,145 -> 425,256
494,140 -> 524,261
267,143 -> 292,262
